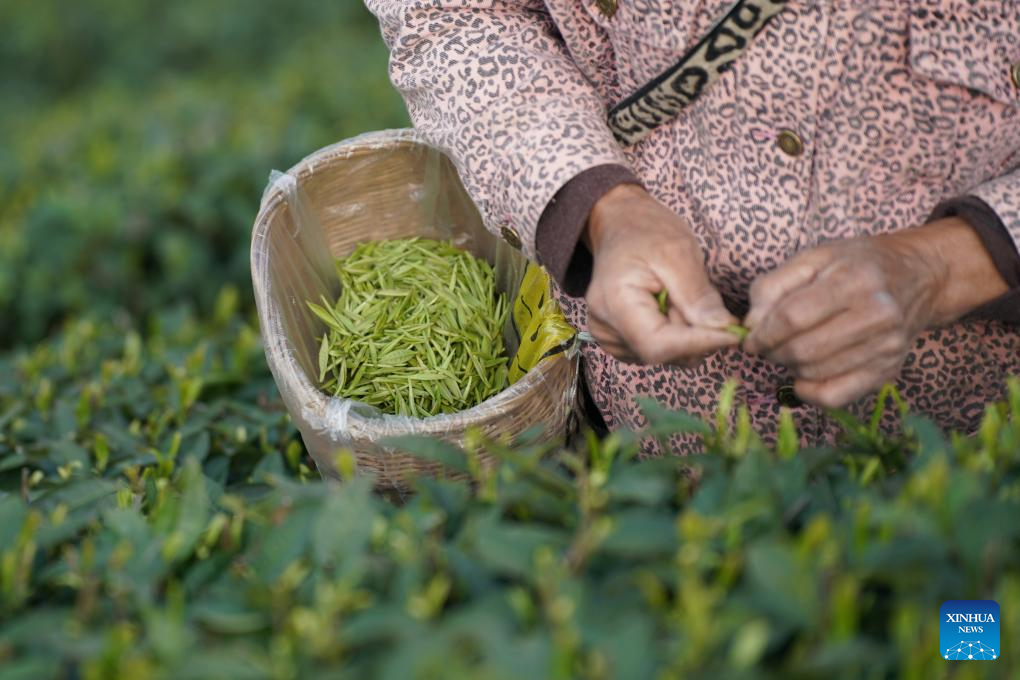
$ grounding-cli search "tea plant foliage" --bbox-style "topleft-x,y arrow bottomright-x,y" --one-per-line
2,310 -> 1019,679
0,0 -> 408,348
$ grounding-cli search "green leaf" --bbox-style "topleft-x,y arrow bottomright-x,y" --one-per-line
318,333 -> 330,383
636,398 -> 711,437
777,408 -> 799,460
34,478 -> 117,512
0,495 -> 28,548
166,459 -> 210,561
191,600 -> 271,635
467,511 -> 568,579
604,459 -> 675,506
249,500 -> 317,584
381,435 -> 470,474
599,508 -> 678,558
729,620 -> 770,668
312,476 -> 375,579
746,543 -> 816,628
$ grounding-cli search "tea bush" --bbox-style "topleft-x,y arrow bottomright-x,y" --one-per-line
0,0 -> 408,348
1,309 -> 1018,679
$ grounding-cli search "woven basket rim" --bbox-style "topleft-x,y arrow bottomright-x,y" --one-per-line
250,129 -> 574,437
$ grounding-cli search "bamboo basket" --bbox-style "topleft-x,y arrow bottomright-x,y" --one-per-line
250,130 -> 579,490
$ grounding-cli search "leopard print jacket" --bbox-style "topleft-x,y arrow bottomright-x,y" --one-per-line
367,0 -> 1020,452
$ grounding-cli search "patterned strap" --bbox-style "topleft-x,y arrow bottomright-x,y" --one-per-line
607,0 -> 789,146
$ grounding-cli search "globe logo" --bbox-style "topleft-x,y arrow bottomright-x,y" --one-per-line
944,641 -> 996,660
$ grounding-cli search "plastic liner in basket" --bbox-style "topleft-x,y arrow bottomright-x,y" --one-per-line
250,130 -> 580,490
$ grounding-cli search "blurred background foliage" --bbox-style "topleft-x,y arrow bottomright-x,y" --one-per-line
0,0 -> 408,348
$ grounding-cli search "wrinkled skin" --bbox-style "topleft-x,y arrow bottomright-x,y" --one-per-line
586,185 -> 1008,408
743,219 -> 1008,407
585,184 -> 739,366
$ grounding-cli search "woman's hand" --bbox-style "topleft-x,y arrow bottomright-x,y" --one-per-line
744,218 -> 1009,408
585,184 -> 739,365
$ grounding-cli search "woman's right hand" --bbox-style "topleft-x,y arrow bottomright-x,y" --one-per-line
584,184 -> 739,365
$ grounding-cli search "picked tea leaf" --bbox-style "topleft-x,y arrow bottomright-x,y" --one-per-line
654,289 -> 669,315
309,238 -> 510,417
727,324 -> 750,341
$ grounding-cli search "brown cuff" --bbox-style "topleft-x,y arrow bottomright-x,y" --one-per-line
535,164 -> 642,297
928,195 -> 1020,324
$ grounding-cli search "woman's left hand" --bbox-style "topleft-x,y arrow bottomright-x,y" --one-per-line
744,218 -> 1008,408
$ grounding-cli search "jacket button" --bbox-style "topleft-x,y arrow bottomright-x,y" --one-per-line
776,129 -> 804,157
1011,62 -> 1020,89
595,0 -> 618,18
776,383 -> 803,408
500,225 -> 522,249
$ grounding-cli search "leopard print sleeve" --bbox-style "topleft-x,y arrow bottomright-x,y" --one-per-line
365,0 -> 631,262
